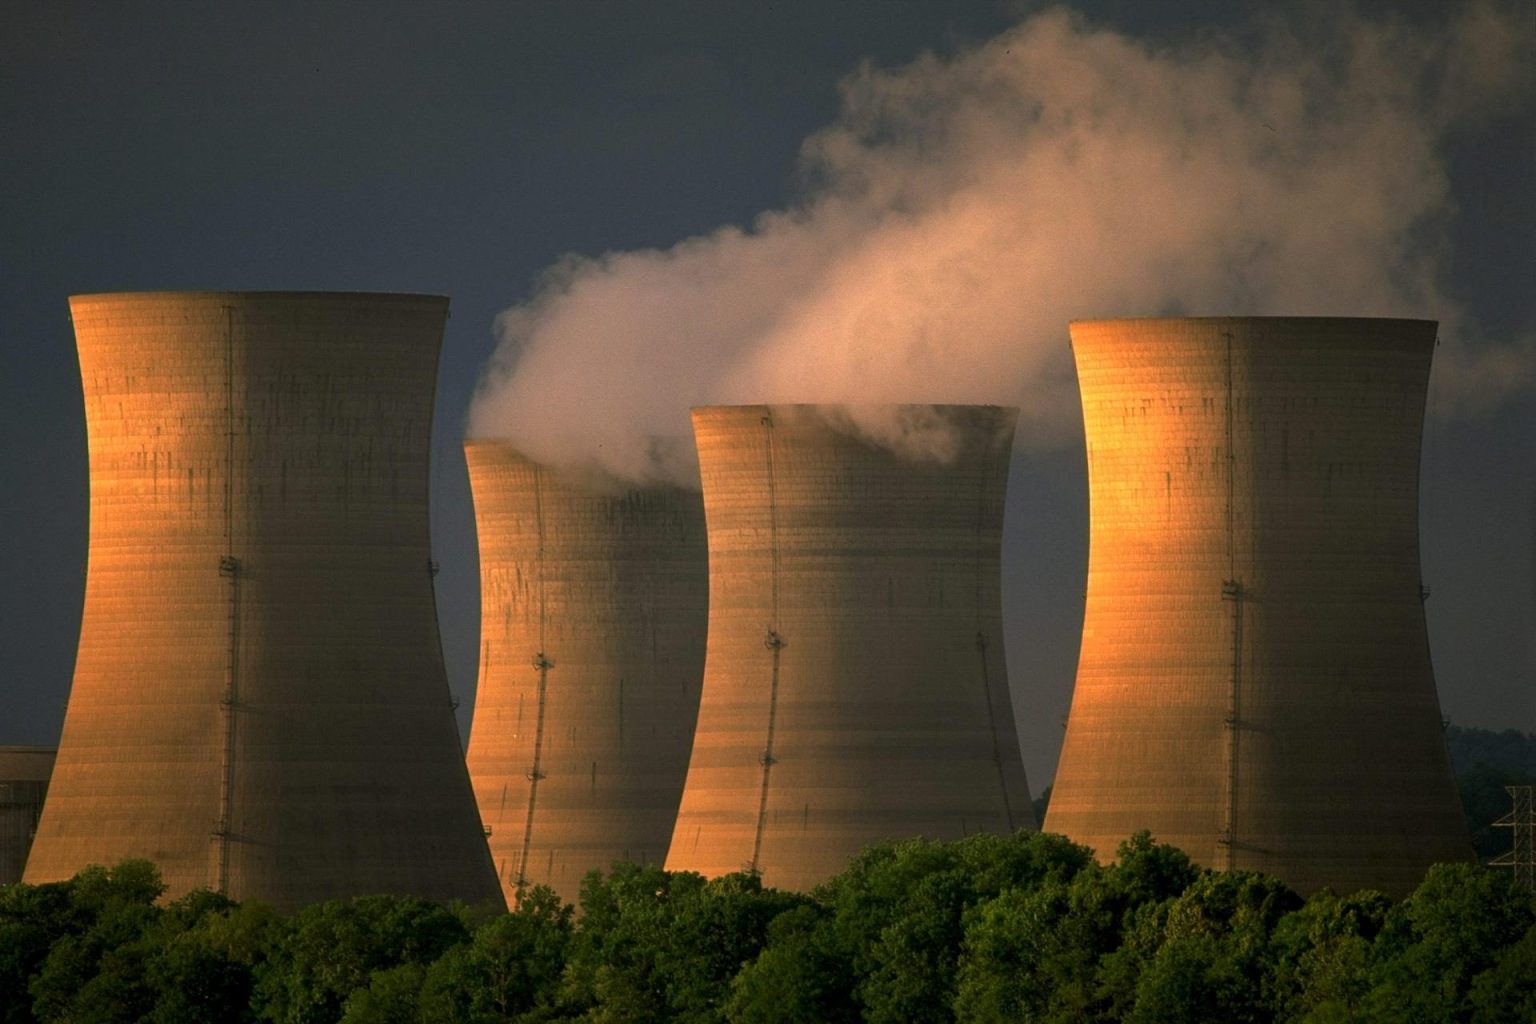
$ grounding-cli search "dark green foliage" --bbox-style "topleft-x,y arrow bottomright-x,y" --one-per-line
1266,889 -> 1393,1020
952,832 -> 1199,1024
337,962 -> 427,1024
20,860 -> 166,1024
253,894 -> 470,1024
822,830 -> 1096,1023
1125,871 -> 1302,1023
143,899 -> 279,1023
724,904 -> 855,1024
1,835 -> 1531,1023
1354,863 -> 1535,1023
556,863 -> 808,1024
0,880 -> 83,1024
416,884 -> 572,1023
956,880 -> 1099,1022
1105,832 -> 1204,907
1467,921 -> 1536,1023
727,830 -> 1098,1024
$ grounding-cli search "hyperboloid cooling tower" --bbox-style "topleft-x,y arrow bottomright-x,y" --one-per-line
666,405 -> 1035,891
26,292 -> 502,909
1,747 -> 54,885
1045,317 -> 1470,896
463,442 -> 708,905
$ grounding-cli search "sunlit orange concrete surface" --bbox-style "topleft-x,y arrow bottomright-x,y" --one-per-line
25,292 -> 502,909
1045,317 -> 1470,896
0,747 -> 54,885
666,405 -> 1035,891
464,442 -> 708,905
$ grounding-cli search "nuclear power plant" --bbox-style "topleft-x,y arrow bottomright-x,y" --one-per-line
12,295 -> 1487,906
464,442 -> 709,904
25,292 -> 502,909
1,747 -> 54,885
666,405 -> 1035,891
1045,317 -> 1470,896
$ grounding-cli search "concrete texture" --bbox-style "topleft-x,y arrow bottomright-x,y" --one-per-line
26,292 -> 502,909
1045,317 -> 1471,896
464,443 -> 708,906
666,405 -> 1036,891
0,747 -> 54,885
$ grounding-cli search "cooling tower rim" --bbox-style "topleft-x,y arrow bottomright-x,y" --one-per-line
464,438 -> 703,496
689,402 -> 1020,414
691,404 -> 1020,461
1069,315 -> 1436,330
68,290 -> 449,307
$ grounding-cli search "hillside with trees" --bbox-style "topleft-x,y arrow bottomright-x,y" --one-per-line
1447,724 -> 1536,861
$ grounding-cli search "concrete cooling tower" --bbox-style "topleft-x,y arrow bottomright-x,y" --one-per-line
1,747 -> 54,885
463,442 -> 708,905
1045,317 -> 1470,896
25,292 -> 502,909
666,405 -> 1035,891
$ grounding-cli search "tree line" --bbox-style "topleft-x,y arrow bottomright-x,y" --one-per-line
2,828 -> 1532,1024
3,723 -> 1529,1023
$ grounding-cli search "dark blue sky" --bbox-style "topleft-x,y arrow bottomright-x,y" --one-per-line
3,1 -> 1531,787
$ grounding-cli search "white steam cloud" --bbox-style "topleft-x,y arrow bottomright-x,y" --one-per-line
470,3 -> 1533,484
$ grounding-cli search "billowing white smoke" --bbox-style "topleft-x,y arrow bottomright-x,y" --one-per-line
469,3 -> 1532,483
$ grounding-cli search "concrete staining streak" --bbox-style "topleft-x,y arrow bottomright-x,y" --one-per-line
26,292 -> 503,910
465,443 -> 708,906
1046,317 -> 1471,897
667,405 -> 1036,892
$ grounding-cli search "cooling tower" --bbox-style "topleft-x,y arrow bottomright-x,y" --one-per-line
25,292 -> 502,909
666,405 -> 1035,891
0,747 -> 54,885
1045,317 -> 1470,896
463,442 -> 708,905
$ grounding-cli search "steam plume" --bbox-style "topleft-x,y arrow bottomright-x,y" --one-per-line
470,3 -> 1533,484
